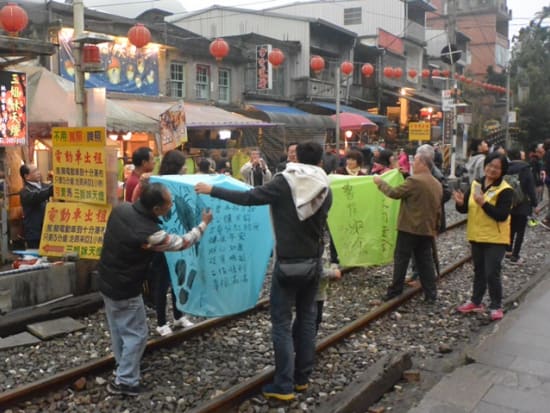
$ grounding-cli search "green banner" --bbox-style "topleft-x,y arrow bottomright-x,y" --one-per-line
328,169 -> 404,267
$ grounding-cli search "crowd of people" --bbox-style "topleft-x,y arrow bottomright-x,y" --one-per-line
18,136 -> 550,401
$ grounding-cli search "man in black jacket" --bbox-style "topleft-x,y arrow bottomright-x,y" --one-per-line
195,142 -> 331,402
506,148 -> 538,264
19,164 -> 53,249
98,183 -> 212,396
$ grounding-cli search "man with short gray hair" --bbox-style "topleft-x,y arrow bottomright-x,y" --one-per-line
374,153 -> 442,303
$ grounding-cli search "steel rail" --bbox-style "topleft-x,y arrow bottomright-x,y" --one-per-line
0,218 -> 468,408
0,298 -> 270,406
188,256 -> 472,412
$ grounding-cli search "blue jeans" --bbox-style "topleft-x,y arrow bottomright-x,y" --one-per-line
101,293 -> 148,387
270,267 -> 319,393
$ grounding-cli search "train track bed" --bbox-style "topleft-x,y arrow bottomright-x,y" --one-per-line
2,209 -> 549,412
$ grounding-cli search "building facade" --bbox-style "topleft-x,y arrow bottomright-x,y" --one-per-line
427,0 -> 510,77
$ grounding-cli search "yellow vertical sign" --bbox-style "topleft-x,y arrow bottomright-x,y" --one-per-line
39,202 -> 111,259
52,127 -> 107,205
408,122 -> 431,141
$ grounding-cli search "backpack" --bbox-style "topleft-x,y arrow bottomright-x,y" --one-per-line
503,173 -> 526,208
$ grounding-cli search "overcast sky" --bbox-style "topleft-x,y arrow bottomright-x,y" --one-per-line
82,0 -> 548,41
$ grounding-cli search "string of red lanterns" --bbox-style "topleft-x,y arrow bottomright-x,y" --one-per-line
312,56 -> 509,95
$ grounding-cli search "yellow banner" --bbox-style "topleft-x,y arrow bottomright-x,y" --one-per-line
39,202 -> 111,259
408,122 -> 431,141
52,127 -> 108,205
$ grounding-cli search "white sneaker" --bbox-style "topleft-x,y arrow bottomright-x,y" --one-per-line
156,324 -> 173,336
173,316 -> 194,328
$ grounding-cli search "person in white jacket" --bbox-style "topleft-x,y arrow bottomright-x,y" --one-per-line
240,150 -> 272,186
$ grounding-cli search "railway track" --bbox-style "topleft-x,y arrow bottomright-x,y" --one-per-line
0,219 -> 469,410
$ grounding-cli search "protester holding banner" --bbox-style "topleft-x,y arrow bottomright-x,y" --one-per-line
240,149 -> 272,186
374,152 -> 442,304
196,142 -> 331,402
151,150 -> 195,336
98,182 -> 212,396
406,144 -> 452,285
19,163 -> 53,249
125,147 -> 155,202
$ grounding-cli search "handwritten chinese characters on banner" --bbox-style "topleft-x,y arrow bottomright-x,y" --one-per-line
151,174 -> 274,317
328,169 -> 404,267
52,127 -> 107,205
39,202 -> 111,259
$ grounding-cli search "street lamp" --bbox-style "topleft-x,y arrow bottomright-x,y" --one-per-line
72,0 -> 113,127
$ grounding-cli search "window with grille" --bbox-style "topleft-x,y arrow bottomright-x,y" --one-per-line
169,62 -> 185,98
196,65 -> 210,99
344,7 -> 361,25
218,69 -> 231,103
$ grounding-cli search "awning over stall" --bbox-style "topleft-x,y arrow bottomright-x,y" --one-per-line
245,103 -> 336,129
309,102 -> 389,126
21,66 -> 159,133
112,99 -> 274,129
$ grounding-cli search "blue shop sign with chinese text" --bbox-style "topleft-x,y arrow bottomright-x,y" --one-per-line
151,174 -> 274,317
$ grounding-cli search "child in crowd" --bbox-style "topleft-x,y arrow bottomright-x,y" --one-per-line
315,262 -> 342,332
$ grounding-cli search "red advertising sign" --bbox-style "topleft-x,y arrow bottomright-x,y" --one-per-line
256,44 -> 272,90
0,70 -> 26,146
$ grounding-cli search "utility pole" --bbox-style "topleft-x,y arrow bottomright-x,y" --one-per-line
73,0 -> 86,127
447,0 -> 458,178
504,66 -> 511,148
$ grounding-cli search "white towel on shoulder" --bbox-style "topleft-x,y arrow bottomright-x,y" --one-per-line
282,162 -> 330,221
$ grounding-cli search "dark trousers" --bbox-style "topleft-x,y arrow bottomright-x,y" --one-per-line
387,231 -> 437,301
270,271 -> 319,392
470,242 -> 506,310
508,214 -> 527,258
151,253 -> 182,326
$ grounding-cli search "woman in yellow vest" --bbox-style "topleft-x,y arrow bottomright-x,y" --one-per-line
453,152 -> 513,321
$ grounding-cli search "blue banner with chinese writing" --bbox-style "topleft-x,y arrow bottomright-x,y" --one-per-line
328,169 -> 404,267
151,174 -> 274,317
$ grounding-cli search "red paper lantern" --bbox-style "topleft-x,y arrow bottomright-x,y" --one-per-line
127,23 -> 151,48
465,77 -> 473,84
408,68 -> 417,78
393,67 -> 403,78
421,69 -> 430,78
82,45 -> 101,64
209,38 -> 230,62
268,48 -> 285,68
441,69 -> 450,78
420,108 -> 429,117
383,67 -> 394,78
361,63 -> 374,77
432,69 -> 441,77
310,55 -> 325,73
0,3 -> 28,36
340,61 -> 353,76
459,75 -> 466,82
